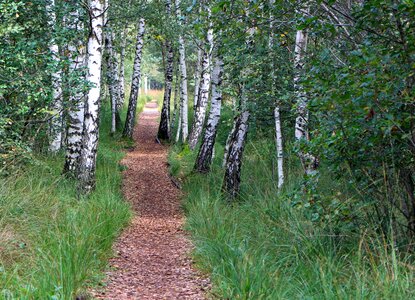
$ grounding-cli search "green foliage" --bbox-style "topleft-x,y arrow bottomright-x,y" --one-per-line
169,115 -> 415,299
0,107 -> 131,298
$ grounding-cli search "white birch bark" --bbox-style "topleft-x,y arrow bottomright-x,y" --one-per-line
123,18 -> 145,138
222,1 -> 255,199
294,7 -> 318,174
78,0 -> 105,194
105,30 -> 121,134
274,107 -> 284,188
222,111 -> 250,199
188,4 -> 213,150
119,25 -> 127,107
270,0 -> 284,189
171,64 -> 179,140
193,4 -> 203,109
46,0 -> 63,152
193,47 -> 203,109
63,3 -> 87,174
195,56 -> 224,173
144,76 -> 148,94
176,0 -> 189,143
158,40 -> 174,140
157,0 -> 174,140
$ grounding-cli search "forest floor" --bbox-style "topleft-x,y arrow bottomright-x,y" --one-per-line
94,101 -> 208,299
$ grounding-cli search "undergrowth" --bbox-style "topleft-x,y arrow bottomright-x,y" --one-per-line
169,108 -> 415,299
0,98 -> 149,299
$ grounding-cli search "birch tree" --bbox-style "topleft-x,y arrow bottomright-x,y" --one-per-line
78,0 -> 105,194
63,2 -> 87,174
193,4 -> 203,110
222,2 -> 255,200
46,0 -> 63,152
105,29 -> 121,134
123,18 -> 145,138
194,55 -> 223,173
294,7 -> 318,175
270,0 -> 284,189
119,25 -> 128,106
158,40 -> 174,140
175,0 -> 189,143
157,0 -> 174,140
188,2 -> 213,150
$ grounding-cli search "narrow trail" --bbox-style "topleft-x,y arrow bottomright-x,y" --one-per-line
96,101 -> 208,299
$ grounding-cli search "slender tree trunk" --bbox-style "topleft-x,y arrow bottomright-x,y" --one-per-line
274,107 -> 284,189
222,111 -> 250,199
294,9 -> 318,174
193,4 -> 203,109
119,25 -> 127,107
46,0 -> 63,152
195,56 -> 223,173
222,1 -> 255,200
193,46 -> 203,109
78,0 -> 105,194
144,76 -> 148,94
158,40 -> 174,140
176,0 -> 189,143
105,30 -> 121,134
123,18 -> 145,138
270,0 -> 284,189
188,5 -> 213,149
171,63 -> 179,139
63,3 -> 86,174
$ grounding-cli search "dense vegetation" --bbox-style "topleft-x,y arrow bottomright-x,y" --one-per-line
1,0 -> 415,298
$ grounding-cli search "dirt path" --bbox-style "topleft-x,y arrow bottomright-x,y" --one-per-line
96,101 -> 208,299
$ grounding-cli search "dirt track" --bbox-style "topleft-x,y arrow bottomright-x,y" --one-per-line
95,101 -> 208,299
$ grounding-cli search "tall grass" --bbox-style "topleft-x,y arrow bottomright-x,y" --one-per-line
169,109 -> 415,299
0,103 -> 138,299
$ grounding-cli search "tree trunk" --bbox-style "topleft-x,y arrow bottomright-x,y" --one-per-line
270,0 -> 284,189
63,3 -> 86,174
274,107 -> 284,189
194,56 -> 223,173
119,25 -> 127,107
222,1 -> 255,199
193,4 -> 203,110
123,18 -> 145,138
294,12 -> 318,175
105,30 -> 121,135
222,111 -> 250,200
188,5 -> 213,149
78,0 -> 105,194
176,0 -> 189,143
158,41 -> 174,140
171,63 -> 180,140
193,46 -> 203,109
46,0 -> 63,152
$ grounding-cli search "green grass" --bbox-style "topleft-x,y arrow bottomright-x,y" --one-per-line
169,108 -> 415,299
0,102 -> 145,299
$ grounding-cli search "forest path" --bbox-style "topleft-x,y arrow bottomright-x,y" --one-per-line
95,101 -> 208,299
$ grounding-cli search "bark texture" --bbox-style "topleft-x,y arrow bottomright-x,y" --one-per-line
78,0 -> 105,194
46,0 -> 63,152
270,0 -> 284,189
293,8 -> 318,174
119,25 -> 127,107
63,3 -> 86,174
176,0 -> 189,143
158,40 -> 174,140
222,111 -> 250,200
105,30 -> 121,134
194,56 -> 223,173
188,5 -> 213,149
123,18 -> 145,138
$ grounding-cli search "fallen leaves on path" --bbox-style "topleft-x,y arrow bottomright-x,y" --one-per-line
95,101 -> 209,299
